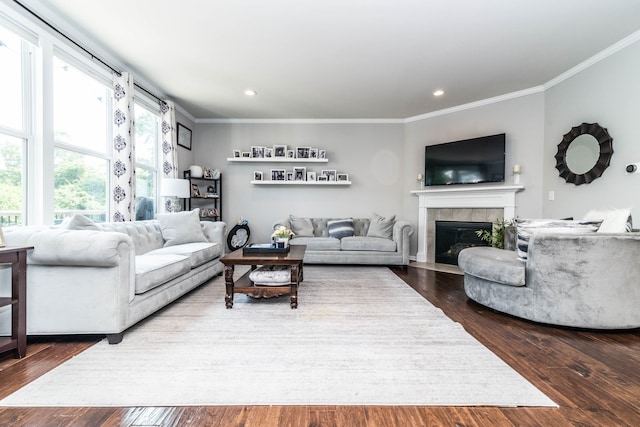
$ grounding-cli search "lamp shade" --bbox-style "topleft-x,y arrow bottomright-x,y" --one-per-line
160,178 -> 190,198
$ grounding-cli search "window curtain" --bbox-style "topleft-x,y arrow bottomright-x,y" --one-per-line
111,72 -> 136,221
160,100 -> 179,212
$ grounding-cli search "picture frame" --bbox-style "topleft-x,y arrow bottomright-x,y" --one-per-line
274,145 -> 287,158
317,175 -> 328,182
296,147 -> 310,159
307,171 -> 317,181
206,185 -> 217,196
337,173 -> 349,181
191,183 -> 201,197
293,166 -> 307,181
177,123 -> 192,150
264,147 -> 273,158
0,224 -> 5,248
286,150 -> 295,159
183,170 -> 191,179
253,171 -> 263,181
251,146 -> 265,158
271,169 -> 286,181
319,149 -> 326,159
322,169 -> 337,181
286,171 -> 294,181
233,150 -> 241,158
203,167 -> 213,179
309,148 -> 318,159
242,152 -> 250,158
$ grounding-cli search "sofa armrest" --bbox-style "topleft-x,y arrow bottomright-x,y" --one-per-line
26,229 -> 134,267
201,221 -> 227,254
392,220 -> 414,264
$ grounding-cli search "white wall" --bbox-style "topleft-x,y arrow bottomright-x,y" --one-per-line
543,40 -> 640,221
192,122 -> 404,243
175,111 -> 196,171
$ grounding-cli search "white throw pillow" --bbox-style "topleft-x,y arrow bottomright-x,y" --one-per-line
60,214 -> 102,231
584,208 -> 632,233
157,209 -> 208,247
367,213 -> 395,239
515,218 -> 602,261
289,215 -> 315,237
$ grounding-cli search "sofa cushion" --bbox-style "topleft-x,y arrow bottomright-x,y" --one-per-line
135,254 -> 191,294
290,236 -> 341,251
60,214 -> 103,231
146,242 -> 221,268
584,208 -> 633,232
458,247 -> 525,287
515,218 -> 602,260
340,236 -> 397,252
367,213 -> 395,239
157,209 -> 208,247
327,218 -> 355,239
249,265 -> 291,285
289,215 -> 315,237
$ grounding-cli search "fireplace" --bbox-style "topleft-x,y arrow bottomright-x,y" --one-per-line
435,221 -> 491,265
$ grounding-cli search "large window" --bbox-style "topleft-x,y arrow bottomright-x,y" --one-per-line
52,56 -> 112,223
0,25 -> 28,226
134,102 -> 159,205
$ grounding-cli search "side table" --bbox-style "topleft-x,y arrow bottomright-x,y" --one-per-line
0,246 -> 33,358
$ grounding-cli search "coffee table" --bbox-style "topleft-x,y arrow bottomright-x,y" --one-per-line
220,245 -> 306,309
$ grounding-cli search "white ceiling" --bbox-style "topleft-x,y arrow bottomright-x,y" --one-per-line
25,0 -> 640,120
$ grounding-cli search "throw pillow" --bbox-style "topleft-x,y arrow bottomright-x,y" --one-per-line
367,213 -> 396,239
289,215 -> 315,237
515,218 -> 602,261
584,208 -> 633,233
327,218 -> 355,239
60,214 -> 102,231
157,208 -> 208,247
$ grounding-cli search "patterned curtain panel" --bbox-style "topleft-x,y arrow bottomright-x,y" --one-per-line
160,100 -> 179,213
111,72 -> 136,222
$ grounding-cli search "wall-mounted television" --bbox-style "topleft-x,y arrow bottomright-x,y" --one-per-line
424,133 -> 505,186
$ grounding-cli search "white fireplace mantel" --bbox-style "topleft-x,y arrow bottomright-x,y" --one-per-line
411,185 -> 524,263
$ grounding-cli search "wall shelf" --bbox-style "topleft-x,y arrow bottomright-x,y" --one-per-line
251,180 -> 351,186
227,158 -> 328,163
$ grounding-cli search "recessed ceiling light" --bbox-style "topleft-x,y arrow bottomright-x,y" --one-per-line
433,89 -> 445,97
244,89 -> 257,96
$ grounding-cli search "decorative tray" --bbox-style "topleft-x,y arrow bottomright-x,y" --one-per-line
243,243 -> 290,254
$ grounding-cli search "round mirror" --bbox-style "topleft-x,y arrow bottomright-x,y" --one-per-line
555,122 -> 613,185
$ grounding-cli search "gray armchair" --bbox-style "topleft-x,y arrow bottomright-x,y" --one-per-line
458,232 -> 640,329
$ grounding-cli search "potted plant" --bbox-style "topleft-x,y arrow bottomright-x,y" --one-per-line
271,226 -> 295,248
476,219 -> 515,250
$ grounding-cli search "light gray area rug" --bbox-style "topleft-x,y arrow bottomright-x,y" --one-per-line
0,266 -> 556,407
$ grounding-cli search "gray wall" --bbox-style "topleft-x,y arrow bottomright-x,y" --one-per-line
543,40 -> 640,221
175,111 -> 196,173
192,123 -> 404,243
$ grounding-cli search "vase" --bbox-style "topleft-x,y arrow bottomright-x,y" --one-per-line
190,165 -> 203,178
275,238 -> 289,249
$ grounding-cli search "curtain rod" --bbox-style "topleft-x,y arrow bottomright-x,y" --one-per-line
13,0 -> 163,104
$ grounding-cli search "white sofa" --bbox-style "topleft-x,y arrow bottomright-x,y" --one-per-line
273,214 -> 413,266
1,211 -> 226,344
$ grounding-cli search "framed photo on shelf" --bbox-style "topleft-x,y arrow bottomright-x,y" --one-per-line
321,169 -> 337,181
274,145 -> 287,158
264,147 -> 273,158
307,171 -> 316,181
242,151 -> 250,158
317,175 -> 328,182
296,147 -> 310,159
253,171 -> 263,181
319,149 -> 326,159
233,150 -> 241,158
309,148 -> 318,159
337,173 -> 349,182
191,184 -> 201,197
271,169 -> 286,181
203,168 -> 213,179
177,123 -> 192,150
293,167 -> 307,181
286,150 -> 295,159
251,146 -> 265,158
286,171 -> 294,181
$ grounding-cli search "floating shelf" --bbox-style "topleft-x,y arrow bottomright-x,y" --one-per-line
251,180 -> 351,186
227,158 -> 329,163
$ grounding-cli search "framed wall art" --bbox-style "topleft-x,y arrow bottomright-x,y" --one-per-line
177,123 -> 192,150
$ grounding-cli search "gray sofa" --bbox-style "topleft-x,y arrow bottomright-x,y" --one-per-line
1,213 -> 226,343
458,232 -> 640,329
273,215 -> 413,266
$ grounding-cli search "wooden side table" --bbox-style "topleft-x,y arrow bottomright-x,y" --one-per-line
0,246 -> 33,358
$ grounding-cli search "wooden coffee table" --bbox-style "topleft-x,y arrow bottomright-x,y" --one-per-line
221,245 -> 306,309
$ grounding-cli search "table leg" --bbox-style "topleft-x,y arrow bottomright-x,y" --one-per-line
290,264 -> 299,309
224,265 -> 235,308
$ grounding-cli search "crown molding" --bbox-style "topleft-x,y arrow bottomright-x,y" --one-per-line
194,118 -> 405,124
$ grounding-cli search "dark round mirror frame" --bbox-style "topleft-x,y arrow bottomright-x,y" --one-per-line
555,122 -> 613,185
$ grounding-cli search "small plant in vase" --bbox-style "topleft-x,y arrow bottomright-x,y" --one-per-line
476,219 -> 515,249
271,226 -> 295,248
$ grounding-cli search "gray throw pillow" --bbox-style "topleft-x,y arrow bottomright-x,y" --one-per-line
60,214 -> 102,231
367,213 -> 396,239
157,208 -> 208,247
515,218 -> 602,261
327,218 -> 354,239
289,215 -> 315,237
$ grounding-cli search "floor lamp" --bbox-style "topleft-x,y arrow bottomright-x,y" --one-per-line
160,178 -> 191,213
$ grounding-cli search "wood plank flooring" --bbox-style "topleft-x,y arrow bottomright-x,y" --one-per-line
0,266 -> 638,426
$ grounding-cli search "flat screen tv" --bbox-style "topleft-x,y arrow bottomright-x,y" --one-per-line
424,133 -> 505,186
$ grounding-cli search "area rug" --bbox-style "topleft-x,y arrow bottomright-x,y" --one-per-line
0,266 -> 556,407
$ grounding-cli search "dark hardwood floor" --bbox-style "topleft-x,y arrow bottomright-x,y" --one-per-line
0,266 -> 639,426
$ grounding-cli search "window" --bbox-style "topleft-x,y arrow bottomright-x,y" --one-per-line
134,102 -> 160,219
53,56 -> 111,223
0,25 -> 29,226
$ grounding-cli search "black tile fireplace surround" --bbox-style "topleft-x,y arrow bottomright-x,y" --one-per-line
435,220 -> 491,265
